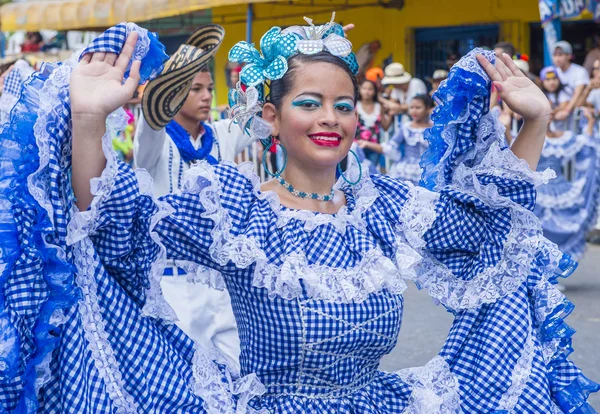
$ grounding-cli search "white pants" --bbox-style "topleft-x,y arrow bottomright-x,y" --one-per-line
160,275 -> 241,372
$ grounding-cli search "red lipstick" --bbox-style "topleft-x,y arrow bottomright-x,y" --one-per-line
308,132 -> 342,147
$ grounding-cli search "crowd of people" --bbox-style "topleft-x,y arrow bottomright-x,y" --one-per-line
0,17 -> 599,413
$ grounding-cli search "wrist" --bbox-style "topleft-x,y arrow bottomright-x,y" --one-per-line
72,112 -> 108,131
522,113 -> 550,125
72,111 -> 109,122
72,112 -> 108,140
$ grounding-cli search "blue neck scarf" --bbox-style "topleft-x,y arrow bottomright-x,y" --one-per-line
165,120 -> 218,165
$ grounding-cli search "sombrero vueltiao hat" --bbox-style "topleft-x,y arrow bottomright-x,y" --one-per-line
143,24 -> 225,130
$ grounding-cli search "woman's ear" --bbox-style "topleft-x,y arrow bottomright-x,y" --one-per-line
261,102 -> 280,137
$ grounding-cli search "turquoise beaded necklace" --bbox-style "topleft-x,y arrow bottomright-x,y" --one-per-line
276,176 -> 335,202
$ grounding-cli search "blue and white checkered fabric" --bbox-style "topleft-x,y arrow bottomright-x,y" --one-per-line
2,32 -> 597,413
3,69 -> 22,97
535,132 -> 600,260
82,24 -> 128,56
0,23 -> 233,413
80,22 -> 167,83
84,159 -> 595,412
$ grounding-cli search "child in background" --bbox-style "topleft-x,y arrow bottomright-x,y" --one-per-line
535,104 -> 600,261
358,94 -> 433,184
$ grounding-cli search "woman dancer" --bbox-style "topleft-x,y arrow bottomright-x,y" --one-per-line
535,107 -> 600,260
1,19 -> 598,413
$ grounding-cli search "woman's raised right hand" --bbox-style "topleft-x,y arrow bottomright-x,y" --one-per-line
70,32 -> 141,119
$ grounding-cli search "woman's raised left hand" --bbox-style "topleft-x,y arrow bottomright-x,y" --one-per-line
477,53 -> 551,122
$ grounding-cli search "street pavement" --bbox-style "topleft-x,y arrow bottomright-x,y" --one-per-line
381,243 -> 600,410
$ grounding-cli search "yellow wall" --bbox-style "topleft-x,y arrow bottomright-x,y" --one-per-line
211,0 -> 541,104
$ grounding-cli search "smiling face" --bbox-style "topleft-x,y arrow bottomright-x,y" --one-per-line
262,59 -> 358,172
178,70 -> 214,123
542,76 -> 560,93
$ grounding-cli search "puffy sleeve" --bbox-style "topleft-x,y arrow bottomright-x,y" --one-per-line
68,132 -> 264,320
1,24 -> 265,413
397,50 -> 564,309
371,49 -> 599,413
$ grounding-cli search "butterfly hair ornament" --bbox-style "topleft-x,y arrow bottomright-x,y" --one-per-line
227,12 -> 359,144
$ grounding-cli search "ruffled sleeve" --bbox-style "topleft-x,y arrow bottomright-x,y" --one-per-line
372,49 -> 599,413
397,49 -> 565,311
68,129 -> 265,320
0,24 -> 266,413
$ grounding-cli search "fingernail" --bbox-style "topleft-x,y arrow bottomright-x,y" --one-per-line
493,81 -> 503,92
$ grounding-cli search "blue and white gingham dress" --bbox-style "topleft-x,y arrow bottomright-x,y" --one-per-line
382,123 -> 429,184
1,25 -> 598,413
534,130 -> 600,260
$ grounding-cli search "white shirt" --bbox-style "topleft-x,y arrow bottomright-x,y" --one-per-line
586,88 -> 600,112
557,64 -> 590,99
134,116 -> 255,197
546,90 -> 570,108
134,115 -> 255,371
390,78 -> 427,124
390,78 -> 427,104
356,101 -> 381,128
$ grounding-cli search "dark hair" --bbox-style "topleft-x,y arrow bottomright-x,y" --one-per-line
494,41 -> 516,58
540,78 -> 565,107
28,32 -> 43,44
268,52 -> 359,110
359,80 -> 378,103
411,94 -> 434,109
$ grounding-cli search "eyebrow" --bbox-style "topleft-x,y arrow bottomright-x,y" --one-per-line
293,92 -> 354,101
192,83 -> 214,88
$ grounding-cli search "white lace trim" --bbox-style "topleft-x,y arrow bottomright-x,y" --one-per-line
537,177 -> 587,209
0,93 -> 18,124
181,162 -> 267,269
532,279 -> 572,366
235,160 -> 379,235
24,55 -> 80,399
399,144 -> 564,311
429,111 -> 554,191
253,248 -> 407,303
190,346 -> 267,413
176,261 -> 227,290
395,356 -> 462,414
29,54 -> 79,258
542,132 -> 593,159
465,138 -> 555,188
136,168 -> 179,321
182,160 -> 400,303
73,239 -> 139,413
496,319 -> 536,412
